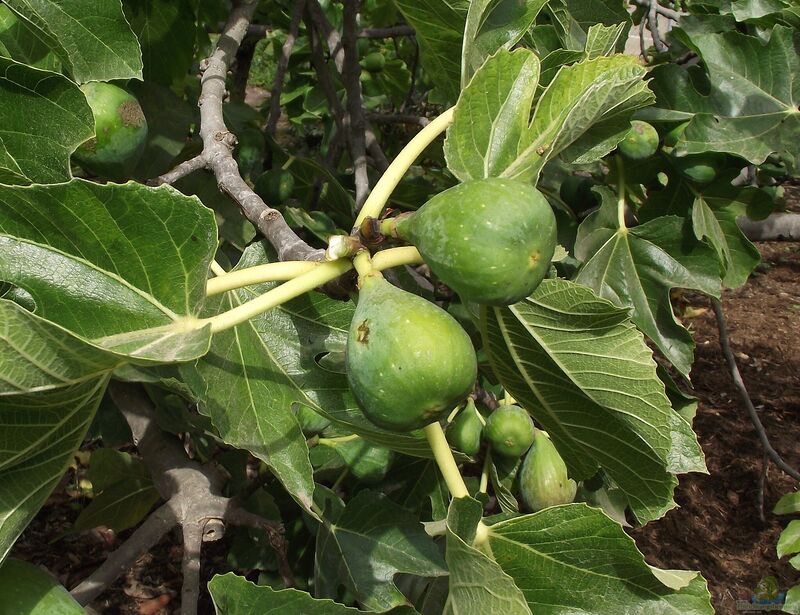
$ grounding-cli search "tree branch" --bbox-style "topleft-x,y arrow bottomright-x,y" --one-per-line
156,0 -> 322,262
70,382 -> 294,612
69,503 -> 178,605
632,0 -> 682,21
148,155 -> 209,187
711,298 -> 800,481
266,0 -> 306,135
737,213 -> 800,241
306,0 -> 388,172
342,0 -> 370,209
647,0 -> 668,52
358,25 -> 415,38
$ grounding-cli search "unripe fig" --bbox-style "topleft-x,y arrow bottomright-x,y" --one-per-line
617,120 -> 659,160
72,82 -> 148,180
662,121 -> 689,148
670,152 -> 725,184
361,52 -> 386,73
345,275 -> 477,432
394,178 -> 556,305
518,429 -> 576,512
446,398 -> 483,456
483,404 -> 535,458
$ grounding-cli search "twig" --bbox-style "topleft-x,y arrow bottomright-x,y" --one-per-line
307,14 -> 346,133
367,112 -> 430,127
70,382 -> 294,611
266,0 -> 306,135
180,522 -> 204,615
306,0 -> 388,171
230,36 -> 258,103
148,155 -> 208,187
358,25 -> 415,38
711,298 -> 800,481
198,0 -> 322,261
69,503 -> 178,605
639,15 -> 648,59
647,0 -> 668,52
758,451 -> 768,524
632,0 -> 682,21
342,0 -> 370,209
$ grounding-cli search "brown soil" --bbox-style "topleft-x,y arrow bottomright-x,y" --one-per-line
632,240 -> 800,614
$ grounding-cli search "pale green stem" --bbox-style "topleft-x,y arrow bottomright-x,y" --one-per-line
353,107 -> 455,229
503,391 -> 517,406
424,422 -> 491,545
371,246 -> 423,271
209,261 -> 227,277
616,155 -> 627,231
202,259 -> 352,333
317,434 -> 360,446
479,450 -> 491,494
352,250 -> 377,281
206,261 -> 321,296
423,422 -> 469,499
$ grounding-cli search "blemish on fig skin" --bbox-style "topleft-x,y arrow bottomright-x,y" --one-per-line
118,100 -> 145,128
529,250 -> 541,268
357,320 -> 370,344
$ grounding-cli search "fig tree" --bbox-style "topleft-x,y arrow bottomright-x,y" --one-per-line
393,178 -> 556,305
72,82 -> 148,180
254,168 -> 295,203
345,274 -> 477,432
617,120 -> 659,160
483,404 -> 535,458
517,429 -> 576,511
446,398 -> 483,456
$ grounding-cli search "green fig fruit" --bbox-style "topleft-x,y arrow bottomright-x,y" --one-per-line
361,52 -> 386,73
670,152 -> 725,184
617,120 -> 659,160
517,429 -> 576,512
662,121 -> 689,149
446,398 -> 483,456
394,178 -> 557,305
254,168 -> 295,203
483,404 -> 535,458
346,275 -> 477,432
72,82 -> 148,180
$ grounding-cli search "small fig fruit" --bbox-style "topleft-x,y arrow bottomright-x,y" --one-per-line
73,82 -> 148,180
518,429 -> 577,512
346,275 -> 477,432
394,178 -> 556,305
617,120 -> 659,160
446,398 -> 483,456
483,404 -> 535,458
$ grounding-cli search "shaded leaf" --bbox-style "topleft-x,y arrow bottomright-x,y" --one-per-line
481,278 -> 706,522
122,0 -> 196,85
4,0 -> 142,83
209,572 -> 370,614
0,559 -> 84,614
445,49 -> 654,182
462,0 -> 548,84
646,26 -> 800,164
0,180 -> 216,361
392,0 -> 469,104
488,504 -> 714,614
0,57 -> 93,185
443,497 -> 531,615
575,187 -> 721,375
315,490 -> 447,611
